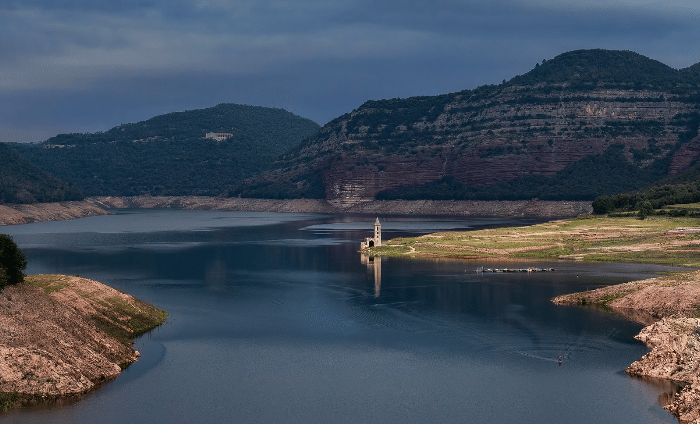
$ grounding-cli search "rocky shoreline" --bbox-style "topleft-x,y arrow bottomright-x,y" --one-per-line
553,271 -> 700,424
0,196 -> 593,226
0,275 -> 167,412
0,201 -> 110,225
90,196 -> 593,217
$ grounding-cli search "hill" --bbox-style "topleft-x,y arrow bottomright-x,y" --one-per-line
238,49 -> 700,203
10,104 -> 320,197
0,143 -> 84,204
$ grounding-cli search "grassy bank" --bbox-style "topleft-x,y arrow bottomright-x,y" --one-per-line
27,275 -> 168,347
368,215 -> 700,268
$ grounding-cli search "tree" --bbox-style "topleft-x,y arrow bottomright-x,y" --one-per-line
637,201 -> 654,220
592,195 -> 614,214
0,234 -> 27,288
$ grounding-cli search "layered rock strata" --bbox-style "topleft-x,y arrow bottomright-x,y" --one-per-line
311,89 -> 696,201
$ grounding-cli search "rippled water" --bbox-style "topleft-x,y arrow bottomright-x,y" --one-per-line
0,210 -> 684,423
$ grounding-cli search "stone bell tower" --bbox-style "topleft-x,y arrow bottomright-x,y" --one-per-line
373,217 -> 381,247
360,218 -> 382,250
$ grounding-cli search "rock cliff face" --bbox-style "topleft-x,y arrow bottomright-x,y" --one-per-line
319,89 -> 694,200
628,318 -> 700,424
246,50 -> 700,203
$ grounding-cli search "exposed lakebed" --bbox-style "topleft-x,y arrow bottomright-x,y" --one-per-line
0,210 -> 685,423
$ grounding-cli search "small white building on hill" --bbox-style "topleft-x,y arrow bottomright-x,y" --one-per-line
205,132 -> 233,142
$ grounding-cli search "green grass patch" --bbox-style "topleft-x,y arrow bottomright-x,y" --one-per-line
510,246 -> 574,259
26,275 -> 71,294
89,296 -> 168,347
0,393 -> 22,414
26,275 -> 168,348
596,292 -> 631,305
667,203 -> 700,210
364,244 -> 414,257
583,250 -> 700,267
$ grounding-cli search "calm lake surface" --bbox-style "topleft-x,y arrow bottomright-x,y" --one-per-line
0,210 -> 685,423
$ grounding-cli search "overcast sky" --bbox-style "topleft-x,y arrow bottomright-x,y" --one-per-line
3,0 -> 700,143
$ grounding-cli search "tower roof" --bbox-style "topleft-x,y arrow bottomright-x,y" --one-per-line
375,217 -> 380,225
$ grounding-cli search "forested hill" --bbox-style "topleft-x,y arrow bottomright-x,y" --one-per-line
0,143 -> 84,204
239,49 -> 700,202
508,49 -> 700,90
10,104 -> 320,197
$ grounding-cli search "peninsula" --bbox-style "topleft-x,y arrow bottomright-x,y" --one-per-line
0,275 -> 167,413
367,215 -> 700,423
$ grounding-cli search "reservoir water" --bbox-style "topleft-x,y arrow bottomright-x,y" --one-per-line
0,210 -> 683,423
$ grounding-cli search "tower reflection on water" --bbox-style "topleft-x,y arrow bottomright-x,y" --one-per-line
360,254 -> 382,298
360,218 -> 383,297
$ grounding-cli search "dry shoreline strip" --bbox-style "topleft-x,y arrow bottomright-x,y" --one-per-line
0,196 -> 593,225
368,216 -> 700,424
0,201 -> 110,225
0,275 -> 167,413
88,196 -> 593,217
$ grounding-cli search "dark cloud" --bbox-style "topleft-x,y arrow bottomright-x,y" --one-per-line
2,0 -> 700,143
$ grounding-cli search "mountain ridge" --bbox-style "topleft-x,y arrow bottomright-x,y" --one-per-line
7,49 -> 700,204
238,49 -> 700,203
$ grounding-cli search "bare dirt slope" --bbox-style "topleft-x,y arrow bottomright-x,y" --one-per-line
0,275 -> 166,409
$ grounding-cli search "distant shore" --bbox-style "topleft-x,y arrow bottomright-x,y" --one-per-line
0,196 -> 593,225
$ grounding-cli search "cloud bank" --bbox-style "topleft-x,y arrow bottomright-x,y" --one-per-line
2,0 -> 700,143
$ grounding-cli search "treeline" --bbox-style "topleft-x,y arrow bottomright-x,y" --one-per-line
378,145 -> 671,201
508,49 -> 700,93
11,104 -> 320,197
592,164 -> 700,214
0,143 -> 83,204
349,93 -> 457,133
232,171 -> 326,199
